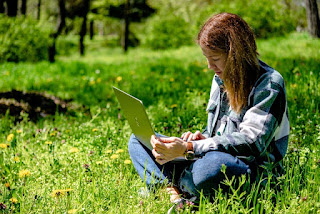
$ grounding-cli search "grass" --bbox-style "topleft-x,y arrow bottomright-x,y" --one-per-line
0,32 -> 320,213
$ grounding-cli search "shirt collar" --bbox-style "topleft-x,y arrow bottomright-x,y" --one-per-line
214,74 -> 224,86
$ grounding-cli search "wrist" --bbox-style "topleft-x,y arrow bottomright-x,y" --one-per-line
184,141 -> 195,160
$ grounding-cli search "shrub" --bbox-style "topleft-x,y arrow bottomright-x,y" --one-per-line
197,0 -> 297,38
144,15 -> 194,50
0,16 -> 50,62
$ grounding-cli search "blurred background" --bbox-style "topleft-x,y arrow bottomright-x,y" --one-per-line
0,0 -> 319,63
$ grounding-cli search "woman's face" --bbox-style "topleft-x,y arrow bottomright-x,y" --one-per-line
200,44 -> 227,79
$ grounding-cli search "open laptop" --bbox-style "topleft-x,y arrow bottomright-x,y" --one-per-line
113,86 -> 185,161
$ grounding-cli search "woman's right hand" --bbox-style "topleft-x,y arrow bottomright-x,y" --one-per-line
181,131 -> 206,141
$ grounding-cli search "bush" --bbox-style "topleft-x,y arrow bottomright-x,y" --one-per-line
0,16 -> 50,62
144,15 -> 195,50
197,0 -> 297,38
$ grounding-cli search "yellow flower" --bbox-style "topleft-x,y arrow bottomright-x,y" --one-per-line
170,78 -> 175,82
19,169 -> 31,178
69,147 -> 79,153
97,78 -> 102,83
170,104 -> 178,109
50,131 -> 57,136
7,134 -> 14,142
96,161 -> 103,165
45,141 -> 53,145
92,128 -> 98,132
51,189 -> 65,198
106,150 -> 112,154
0,143 -> 9,149
116,149 -> 124,154
184,81 -> 189,85
63,188 -> 73,193
89,80 -> 96,85
9,198 -> 18,203
68,209 -> 78,214
292,84 -> 297,88
203,68 -> 208,73
116,76 -> 122,82
16,129 -> 23,134
124,160 -> 131,165
110,154 -> 119,159
14,156 -> 20,162
5,183 -> 10,188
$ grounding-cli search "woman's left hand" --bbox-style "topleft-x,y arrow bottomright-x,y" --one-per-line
151,135 -> 187,165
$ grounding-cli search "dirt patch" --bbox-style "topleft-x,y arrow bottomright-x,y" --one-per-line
0,90 -> 86,122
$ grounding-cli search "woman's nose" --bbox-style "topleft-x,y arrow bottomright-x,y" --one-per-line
207,60 -> 216,70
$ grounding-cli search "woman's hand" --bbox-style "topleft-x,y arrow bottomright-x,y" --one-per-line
181,131 -> 206,141
151,135 -> 187,165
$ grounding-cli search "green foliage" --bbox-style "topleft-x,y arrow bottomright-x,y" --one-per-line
197,0 -> 298,38
144,15 -> 195,49
0,16 -> 50,63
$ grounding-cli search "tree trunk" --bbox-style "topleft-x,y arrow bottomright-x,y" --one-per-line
305,0 -> 320,37
6,0 -> 18,17
122,0 -> 130,52
90,20 -> 94,40
79,0 -> 90,56
49,0 -> 66,63
37,0 -> 41,20
79,16 -> 87,56
0,0 -> 5,14
21,0 -> 27,15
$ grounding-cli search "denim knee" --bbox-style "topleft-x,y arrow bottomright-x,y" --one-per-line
180,151 -> 250,196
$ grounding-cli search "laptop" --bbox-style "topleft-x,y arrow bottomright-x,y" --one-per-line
113,86 -> 185,161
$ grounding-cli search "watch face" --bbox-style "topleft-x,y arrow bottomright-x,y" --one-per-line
185,151 -> 195,160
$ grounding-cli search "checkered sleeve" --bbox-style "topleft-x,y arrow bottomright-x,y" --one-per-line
193,76 -> 288,159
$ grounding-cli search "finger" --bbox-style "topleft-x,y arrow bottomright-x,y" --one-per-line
192,131 -> 201,140
151,135 -> 157,148
181,133 -> 185,139
187,134 -> 194,142
158,137 -> 176,143
156,158 -> 168,165
152,135 -> 166,149
154,146 -> 166,154
152,149 -> 164,159
182,132 -> 191,141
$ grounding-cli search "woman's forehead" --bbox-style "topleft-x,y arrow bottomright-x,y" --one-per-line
200,45 -> 224,57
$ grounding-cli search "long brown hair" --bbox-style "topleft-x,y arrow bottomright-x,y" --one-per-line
197,13 -> 261,113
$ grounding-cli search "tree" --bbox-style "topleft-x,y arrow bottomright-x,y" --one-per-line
66,0 -> 91,56
0,0 -> 5,13
6,0 -> 18,17
49,0 -> 66,62
79,0 -> 90,55
305,0 -> 320,37
37,0 -> 41,20
21,0 -> 27,15
108,0 -> 156,52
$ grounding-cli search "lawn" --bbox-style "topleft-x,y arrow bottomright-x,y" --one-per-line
0,32 -> 319,213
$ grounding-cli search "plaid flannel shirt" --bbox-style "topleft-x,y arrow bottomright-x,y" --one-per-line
193,60 -> 290,167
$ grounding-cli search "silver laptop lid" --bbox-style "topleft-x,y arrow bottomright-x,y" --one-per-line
113,86 -> 155,151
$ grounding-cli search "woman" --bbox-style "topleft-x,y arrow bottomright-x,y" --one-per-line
128,12 -> 289,209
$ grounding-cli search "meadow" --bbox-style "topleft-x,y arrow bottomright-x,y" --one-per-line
0,32 -> 320,213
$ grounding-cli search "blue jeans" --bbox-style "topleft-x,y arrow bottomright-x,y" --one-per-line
128,134 -> 251,197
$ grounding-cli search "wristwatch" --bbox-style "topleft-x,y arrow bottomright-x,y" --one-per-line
184,141 -> 195,160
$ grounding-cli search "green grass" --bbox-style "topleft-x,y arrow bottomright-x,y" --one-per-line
0,32 -> 320,213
